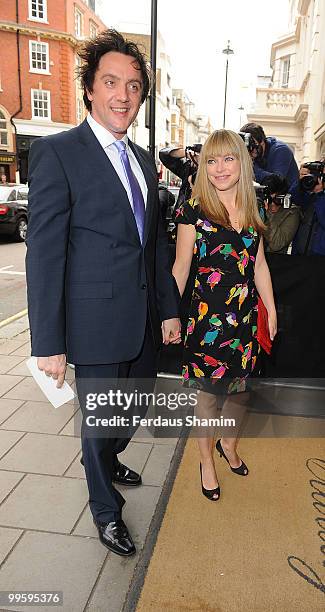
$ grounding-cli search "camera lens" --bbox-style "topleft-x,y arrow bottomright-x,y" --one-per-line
300,174 -> 318,192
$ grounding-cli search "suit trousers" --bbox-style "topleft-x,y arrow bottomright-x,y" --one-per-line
75,318 -> 158,523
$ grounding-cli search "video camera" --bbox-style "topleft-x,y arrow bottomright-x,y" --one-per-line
185,143 -> 202,167
238,132 -> 261,156
254,185 -> 292,209
300,161 -> 325,192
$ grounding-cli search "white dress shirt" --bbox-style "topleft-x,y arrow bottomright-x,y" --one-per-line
87,113 -> 148,209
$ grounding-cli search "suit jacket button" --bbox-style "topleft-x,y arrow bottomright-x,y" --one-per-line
141,284 -> 147,289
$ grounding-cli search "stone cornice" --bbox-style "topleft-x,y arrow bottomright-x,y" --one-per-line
0,21 -> 78,47
270,32 -> 298,67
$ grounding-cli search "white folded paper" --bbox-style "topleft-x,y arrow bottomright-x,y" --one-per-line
26,357 -> 75,408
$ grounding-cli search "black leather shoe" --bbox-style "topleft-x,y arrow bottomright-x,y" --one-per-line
216,439 -> 249,476
80,456 -> 142,486
94,518 -> 136,556
112,462 -> 142,486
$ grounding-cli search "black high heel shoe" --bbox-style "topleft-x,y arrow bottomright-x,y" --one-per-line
216,439 -> 249,476
199,463 -> 220,501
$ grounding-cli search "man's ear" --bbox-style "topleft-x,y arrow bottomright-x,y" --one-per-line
86,88 -> 93,102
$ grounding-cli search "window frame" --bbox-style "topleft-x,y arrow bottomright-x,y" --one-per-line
89,20 -> 98,38
281,56 -> 290,88
31,89 -> 51,121
0,111 -> 8,148
29,40 -> 50,74
74,7 -> 83,38
28,0 -> 48,23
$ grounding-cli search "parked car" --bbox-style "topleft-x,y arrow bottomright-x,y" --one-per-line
0,184 -> 28,242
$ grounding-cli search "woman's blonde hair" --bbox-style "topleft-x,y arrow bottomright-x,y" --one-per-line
192,129 -> 266,232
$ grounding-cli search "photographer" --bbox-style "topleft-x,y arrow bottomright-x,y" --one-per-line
158,182 -> 175,232
259,174 -> 301,254
291,160 -> 325,256
159,144 -> 202,207
240,123 -> 299,190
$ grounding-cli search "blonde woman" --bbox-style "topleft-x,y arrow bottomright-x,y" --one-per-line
172,130 -> 277,501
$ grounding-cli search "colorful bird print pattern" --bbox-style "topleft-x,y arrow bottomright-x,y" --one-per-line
175,198 -> 260,394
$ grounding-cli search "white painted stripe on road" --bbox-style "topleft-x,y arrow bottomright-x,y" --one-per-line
0,266 -> 25,275
0,309 -> 28,328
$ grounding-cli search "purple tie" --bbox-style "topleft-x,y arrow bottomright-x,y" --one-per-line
113,140 -> 145,244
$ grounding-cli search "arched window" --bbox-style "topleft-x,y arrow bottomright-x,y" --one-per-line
0,111 -> 8,147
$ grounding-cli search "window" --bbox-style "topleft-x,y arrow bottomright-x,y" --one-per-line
89,21 -> 97,38
166,97 -> 170,109
28,0 -> 47,22
17,188 -> 29,201
0,111 -> 8,146
167,73 -> 171,87
29,41 -> 49,73
31,89 -> 51,120
281,57 -> 290,88
75,8 -> 83,38
166,119 -> 170,132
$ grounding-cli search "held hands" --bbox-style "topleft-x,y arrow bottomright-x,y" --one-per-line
268,310 -> 277,342
162,318 -> 182,345
37,354 -> 67,388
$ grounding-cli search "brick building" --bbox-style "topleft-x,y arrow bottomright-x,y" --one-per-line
0,0 -> 106,183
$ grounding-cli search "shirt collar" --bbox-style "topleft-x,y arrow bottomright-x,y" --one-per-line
87,113 -> 129,150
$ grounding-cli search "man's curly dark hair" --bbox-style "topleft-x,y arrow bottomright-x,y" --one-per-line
76,29 -> 151,111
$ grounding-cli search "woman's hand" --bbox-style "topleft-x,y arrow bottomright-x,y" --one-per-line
268,309 -> 277,341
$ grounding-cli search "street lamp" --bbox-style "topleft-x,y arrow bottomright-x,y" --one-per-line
222,40 -> 234,128
149,0 -> 158,158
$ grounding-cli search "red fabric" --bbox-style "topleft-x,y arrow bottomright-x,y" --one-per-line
257,297 -> 272,354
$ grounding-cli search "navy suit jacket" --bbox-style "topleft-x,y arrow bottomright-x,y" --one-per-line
26,119 -> 179,364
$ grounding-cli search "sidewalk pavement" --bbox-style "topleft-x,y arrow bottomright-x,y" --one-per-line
0,323 -> 178,612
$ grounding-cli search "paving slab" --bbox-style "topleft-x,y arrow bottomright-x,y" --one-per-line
0,398 -> 25,425
0,432 -> 80,475
0,355 -> 25,375
141,443 -> 176,486
0,474 -> 88,533
10,342 -> 31,357
0,470 -> 25,505
3,376 -> 75,403
0,531 -> 107,612
0,526 -> 23,565
1,401 -> 77,434
0,375 -> 24,397
64,441 -> 154,480
6,360 -> 76,380
132,425 -> 178,445
64,451 -> 84,479
0,319 -> 30,342
0,430 -> 25,460
118,441 -> 153,475
59,412 -> 81,437
0,338 -> 29,356
86,554 -> 138,612
73,483 -> 161,546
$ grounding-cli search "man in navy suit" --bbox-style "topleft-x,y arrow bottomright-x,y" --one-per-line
26,30 -> 181,557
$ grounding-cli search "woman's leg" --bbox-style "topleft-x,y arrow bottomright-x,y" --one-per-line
219,390 -> 250,469
195,390 -> 219,497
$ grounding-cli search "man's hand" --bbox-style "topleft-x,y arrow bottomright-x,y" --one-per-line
162,318 -> 182,345
37,354 -> 67,388
299,165 -> 309,179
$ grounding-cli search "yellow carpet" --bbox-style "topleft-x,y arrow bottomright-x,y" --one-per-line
136,438 -> 325,612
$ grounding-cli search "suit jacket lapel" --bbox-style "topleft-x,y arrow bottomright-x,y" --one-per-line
77,120 -> 141,245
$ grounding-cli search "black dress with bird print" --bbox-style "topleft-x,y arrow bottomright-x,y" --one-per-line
175,198 -> 260,394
